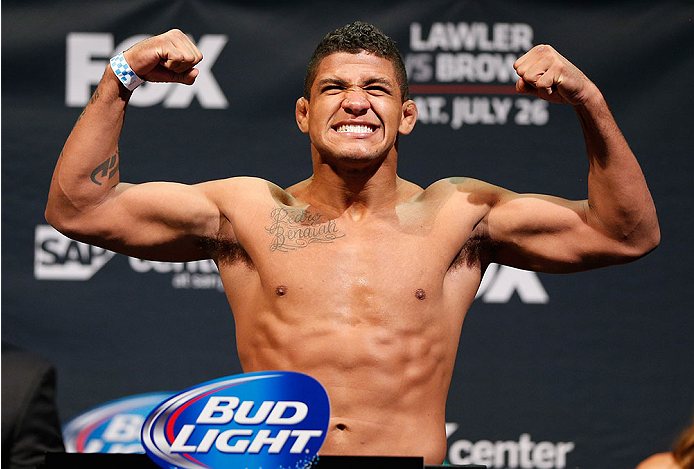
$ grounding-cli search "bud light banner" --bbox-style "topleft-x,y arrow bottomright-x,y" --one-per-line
62,392 -> 176,454
142,372 -> 330,469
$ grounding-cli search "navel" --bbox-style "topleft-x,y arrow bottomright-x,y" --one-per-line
415,288 -> 426,300
276,285 -> 288,296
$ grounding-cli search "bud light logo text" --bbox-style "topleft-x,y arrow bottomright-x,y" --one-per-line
142,372 -> 330,469
63,392 -> 176,453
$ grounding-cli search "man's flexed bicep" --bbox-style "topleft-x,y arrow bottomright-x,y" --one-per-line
47,177 -> 228,262
484,190 -> 654,273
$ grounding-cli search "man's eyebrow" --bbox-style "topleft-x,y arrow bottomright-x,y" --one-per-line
316,77 -> 395,89
316,78 -> 349,88
362,77 -> 395,88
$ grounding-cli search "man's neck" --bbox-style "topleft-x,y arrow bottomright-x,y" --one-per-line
297,153 -> 404,220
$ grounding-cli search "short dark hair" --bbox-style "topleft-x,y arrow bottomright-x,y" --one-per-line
303,21 -> 409,102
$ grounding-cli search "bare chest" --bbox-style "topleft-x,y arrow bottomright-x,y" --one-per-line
220,200 -> 487,315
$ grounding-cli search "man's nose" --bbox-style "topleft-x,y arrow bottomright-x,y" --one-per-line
342,89 -> 370,116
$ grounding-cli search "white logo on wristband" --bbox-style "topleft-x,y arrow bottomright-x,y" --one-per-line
110,52 -> 144,91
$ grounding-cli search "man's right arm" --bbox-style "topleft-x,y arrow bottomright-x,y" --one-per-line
46,30 -> 223,261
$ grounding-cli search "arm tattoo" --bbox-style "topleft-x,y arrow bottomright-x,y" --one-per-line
89,89 -> 100,105
90,150 -> 119,185
76,107 -> 87,124
265,206 -> 345,252
75,89 -> 100,124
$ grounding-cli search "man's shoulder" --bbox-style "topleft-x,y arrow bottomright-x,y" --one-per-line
197,176 -> 272,190
635,452 -> 678,469
424,176 -> 498,190
419,177 -> 508,204
196,176 -> 292,204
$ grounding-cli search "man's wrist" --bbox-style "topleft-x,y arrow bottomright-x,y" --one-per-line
572,82 -> 605,110
110,52 -> 144,91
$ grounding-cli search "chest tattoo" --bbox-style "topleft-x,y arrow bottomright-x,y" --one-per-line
265,206 -> 345,252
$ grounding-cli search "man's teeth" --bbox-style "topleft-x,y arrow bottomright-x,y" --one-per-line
336,124 -> 374,133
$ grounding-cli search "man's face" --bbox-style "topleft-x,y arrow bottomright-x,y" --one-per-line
296,51 -> 417,166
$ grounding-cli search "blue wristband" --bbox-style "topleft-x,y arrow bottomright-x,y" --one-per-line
110,52 -> 144,91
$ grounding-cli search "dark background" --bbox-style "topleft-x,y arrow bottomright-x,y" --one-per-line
3,1 -> 693,468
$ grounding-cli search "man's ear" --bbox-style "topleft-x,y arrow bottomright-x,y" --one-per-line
296,97 -> 309,134
398,99 -> 418,135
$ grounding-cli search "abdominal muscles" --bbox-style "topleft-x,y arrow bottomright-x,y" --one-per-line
234,293 -> 460,464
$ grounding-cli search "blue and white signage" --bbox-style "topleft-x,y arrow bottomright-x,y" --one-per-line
63,392 -> 176,453
142,371 -> 331,469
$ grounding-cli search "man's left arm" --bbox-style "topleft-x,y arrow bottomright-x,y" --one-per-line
482,45 -> 659,272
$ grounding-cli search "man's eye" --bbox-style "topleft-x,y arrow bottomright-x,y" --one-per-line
366,86 -> 389,94
322,86 -> 344,93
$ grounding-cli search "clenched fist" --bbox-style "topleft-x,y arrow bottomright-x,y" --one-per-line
514,45 -> 598,106
122,29 -> 203,85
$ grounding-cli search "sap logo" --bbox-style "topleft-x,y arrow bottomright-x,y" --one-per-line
445,424 -> 575,469
63,393 -> 175,453
66,32 -> 228,108
34,225 -> 115,280
142,372 -> 330,469
475,263 -> 549,304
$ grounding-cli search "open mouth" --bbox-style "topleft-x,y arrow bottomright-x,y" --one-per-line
335,124 -> 376,134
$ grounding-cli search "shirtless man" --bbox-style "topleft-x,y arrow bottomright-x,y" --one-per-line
45,22 -> 659,465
